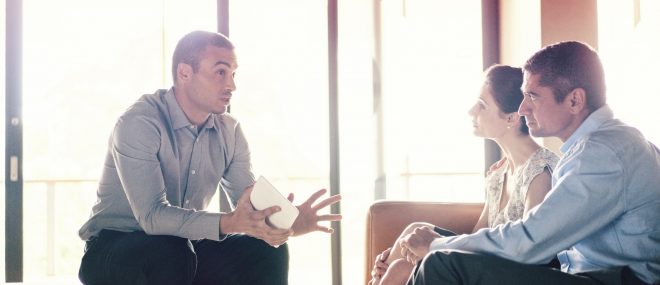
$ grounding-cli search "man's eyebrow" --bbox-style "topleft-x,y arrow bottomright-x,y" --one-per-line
214,60 -> 232,68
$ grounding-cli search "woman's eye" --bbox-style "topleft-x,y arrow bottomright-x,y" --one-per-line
218,70 -> 225,76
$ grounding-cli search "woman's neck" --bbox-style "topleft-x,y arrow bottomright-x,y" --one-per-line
495,134 -> 540,173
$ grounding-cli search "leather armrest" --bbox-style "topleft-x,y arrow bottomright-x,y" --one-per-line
364,200 -> 483,284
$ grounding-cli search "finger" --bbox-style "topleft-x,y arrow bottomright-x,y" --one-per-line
316,214 -> 343,222
400,244 -> 408,258
237,187 -> 254,208
383,247 -> 392,259
311,194 -> 342,211
287,193 -> 294,202
254,205 -> 282,220
375,260 -> 389,270
302,189 -> 327,206
313,225 -> 334,234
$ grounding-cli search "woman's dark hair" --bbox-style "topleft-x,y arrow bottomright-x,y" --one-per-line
523,41 -> 606,111
484,64 -> 528,135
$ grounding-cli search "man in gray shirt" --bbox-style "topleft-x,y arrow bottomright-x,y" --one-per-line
78,30 -> 342,285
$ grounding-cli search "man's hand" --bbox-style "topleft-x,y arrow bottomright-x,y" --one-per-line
287,189 -> 342,236
220,187 -> 293,247
400,226 -> 440,264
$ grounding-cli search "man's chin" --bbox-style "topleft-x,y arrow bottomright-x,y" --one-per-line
213,106 -> 229,114
529,129 -> 548,138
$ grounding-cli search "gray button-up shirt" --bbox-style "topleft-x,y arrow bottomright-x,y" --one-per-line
79,88 -> 254,241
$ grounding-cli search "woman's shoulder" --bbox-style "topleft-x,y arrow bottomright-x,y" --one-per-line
523,147 -> 560,177
533,148 -> 560,168
486,157 -> 507,176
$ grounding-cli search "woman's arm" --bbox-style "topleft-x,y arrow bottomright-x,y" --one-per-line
471,200 -> 490,233
523,168 -> 552,215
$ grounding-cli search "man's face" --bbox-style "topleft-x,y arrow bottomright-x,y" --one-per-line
518,72 -> 575,141
186,46 -> 237,115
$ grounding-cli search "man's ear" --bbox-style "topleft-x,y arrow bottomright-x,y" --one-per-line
565,88 -> 587,114
176,63 -> 193,83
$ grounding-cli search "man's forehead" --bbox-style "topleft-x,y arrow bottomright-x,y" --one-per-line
203,46 -> 238,68
522,72 -> 541,88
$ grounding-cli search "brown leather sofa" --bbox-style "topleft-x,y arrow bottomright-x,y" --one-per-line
364,200 -> 484,284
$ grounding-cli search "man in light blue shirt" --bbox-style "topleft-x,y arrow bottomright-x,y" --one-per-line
400,41 -> 660,284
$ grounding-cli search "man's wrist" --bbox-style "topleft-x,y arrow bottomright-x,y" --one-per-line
219,212 -> 234,237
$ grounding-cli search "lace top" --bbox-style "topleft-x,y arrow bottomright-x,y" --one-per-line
486,148 -> 560,227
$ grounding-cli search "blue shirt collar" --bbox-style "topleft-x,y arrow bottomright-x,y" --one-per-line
560,105 -> 613,153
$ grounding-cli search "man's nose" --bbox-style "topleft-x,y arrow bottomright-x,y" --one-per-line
518,97 -> 529,116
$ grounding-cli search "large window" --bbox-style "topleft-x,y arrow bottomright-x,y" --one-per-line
227,1 -> 332,283
22,0 -> 216,281
598,0 -> 660,145
380,0 -> 485,202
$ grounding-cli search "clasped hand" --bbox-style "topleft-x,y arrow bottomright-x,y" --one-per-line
221,186 -> 342,247
400,226 -> 440,265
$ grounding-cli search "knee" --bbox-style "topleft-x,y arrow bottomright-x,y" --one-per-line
269,242 -> 290,265
381,259 -> 415,285
147,236 -> 196,275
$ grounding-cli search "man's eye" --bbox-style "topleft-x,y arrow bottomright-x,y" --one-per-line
218,70 -> 225,76
526,93 -> 537,101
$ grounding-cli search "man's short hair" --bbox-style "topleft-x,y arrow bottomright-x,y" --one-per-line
523,41 -> 606,111
171,31 -> 234,83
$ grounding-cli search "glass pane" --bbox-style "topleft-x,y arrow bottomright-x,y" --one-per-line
380,0 -> 484,201
598,0 -> 660,145
228,1 -> 331,284
22,0 -> 215,281
336,1 -> 377,283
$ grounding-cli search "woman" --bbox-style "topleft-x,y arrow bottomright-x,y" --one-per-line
369,64 -> 560,285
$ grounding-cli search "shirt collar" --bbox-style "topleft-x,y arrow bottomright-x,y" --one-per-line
560,105 -> 613,153
165,88 -> 217,131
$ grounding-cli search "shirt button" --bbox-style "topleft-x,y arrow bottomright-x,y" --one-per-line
191,170 -> 196,175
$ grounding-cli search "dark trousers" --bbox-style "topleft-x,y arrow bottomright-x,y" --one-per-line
78,230 -> 289,285
406,251 -> 648,285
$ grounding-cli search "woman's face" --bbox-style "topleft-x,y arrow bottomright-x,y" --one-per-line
468,84 -> 510,139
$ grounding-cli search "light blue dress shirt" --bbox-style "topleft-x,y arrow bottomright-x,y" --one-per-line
430,105 -> 660,283
79,88 -> 255,241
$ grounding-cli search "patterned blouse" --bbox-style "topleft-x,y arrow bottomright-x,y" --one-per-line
486,148 -> 560,227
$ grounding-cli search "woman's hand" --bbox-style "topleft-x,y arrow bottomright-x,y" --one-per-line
370,247 -> 392,283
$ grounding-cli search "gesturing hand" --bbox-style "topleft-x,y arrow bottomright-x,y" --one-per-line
220,187 -> 293,247
400,226 -> 440,265
288,189 -> 342,236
